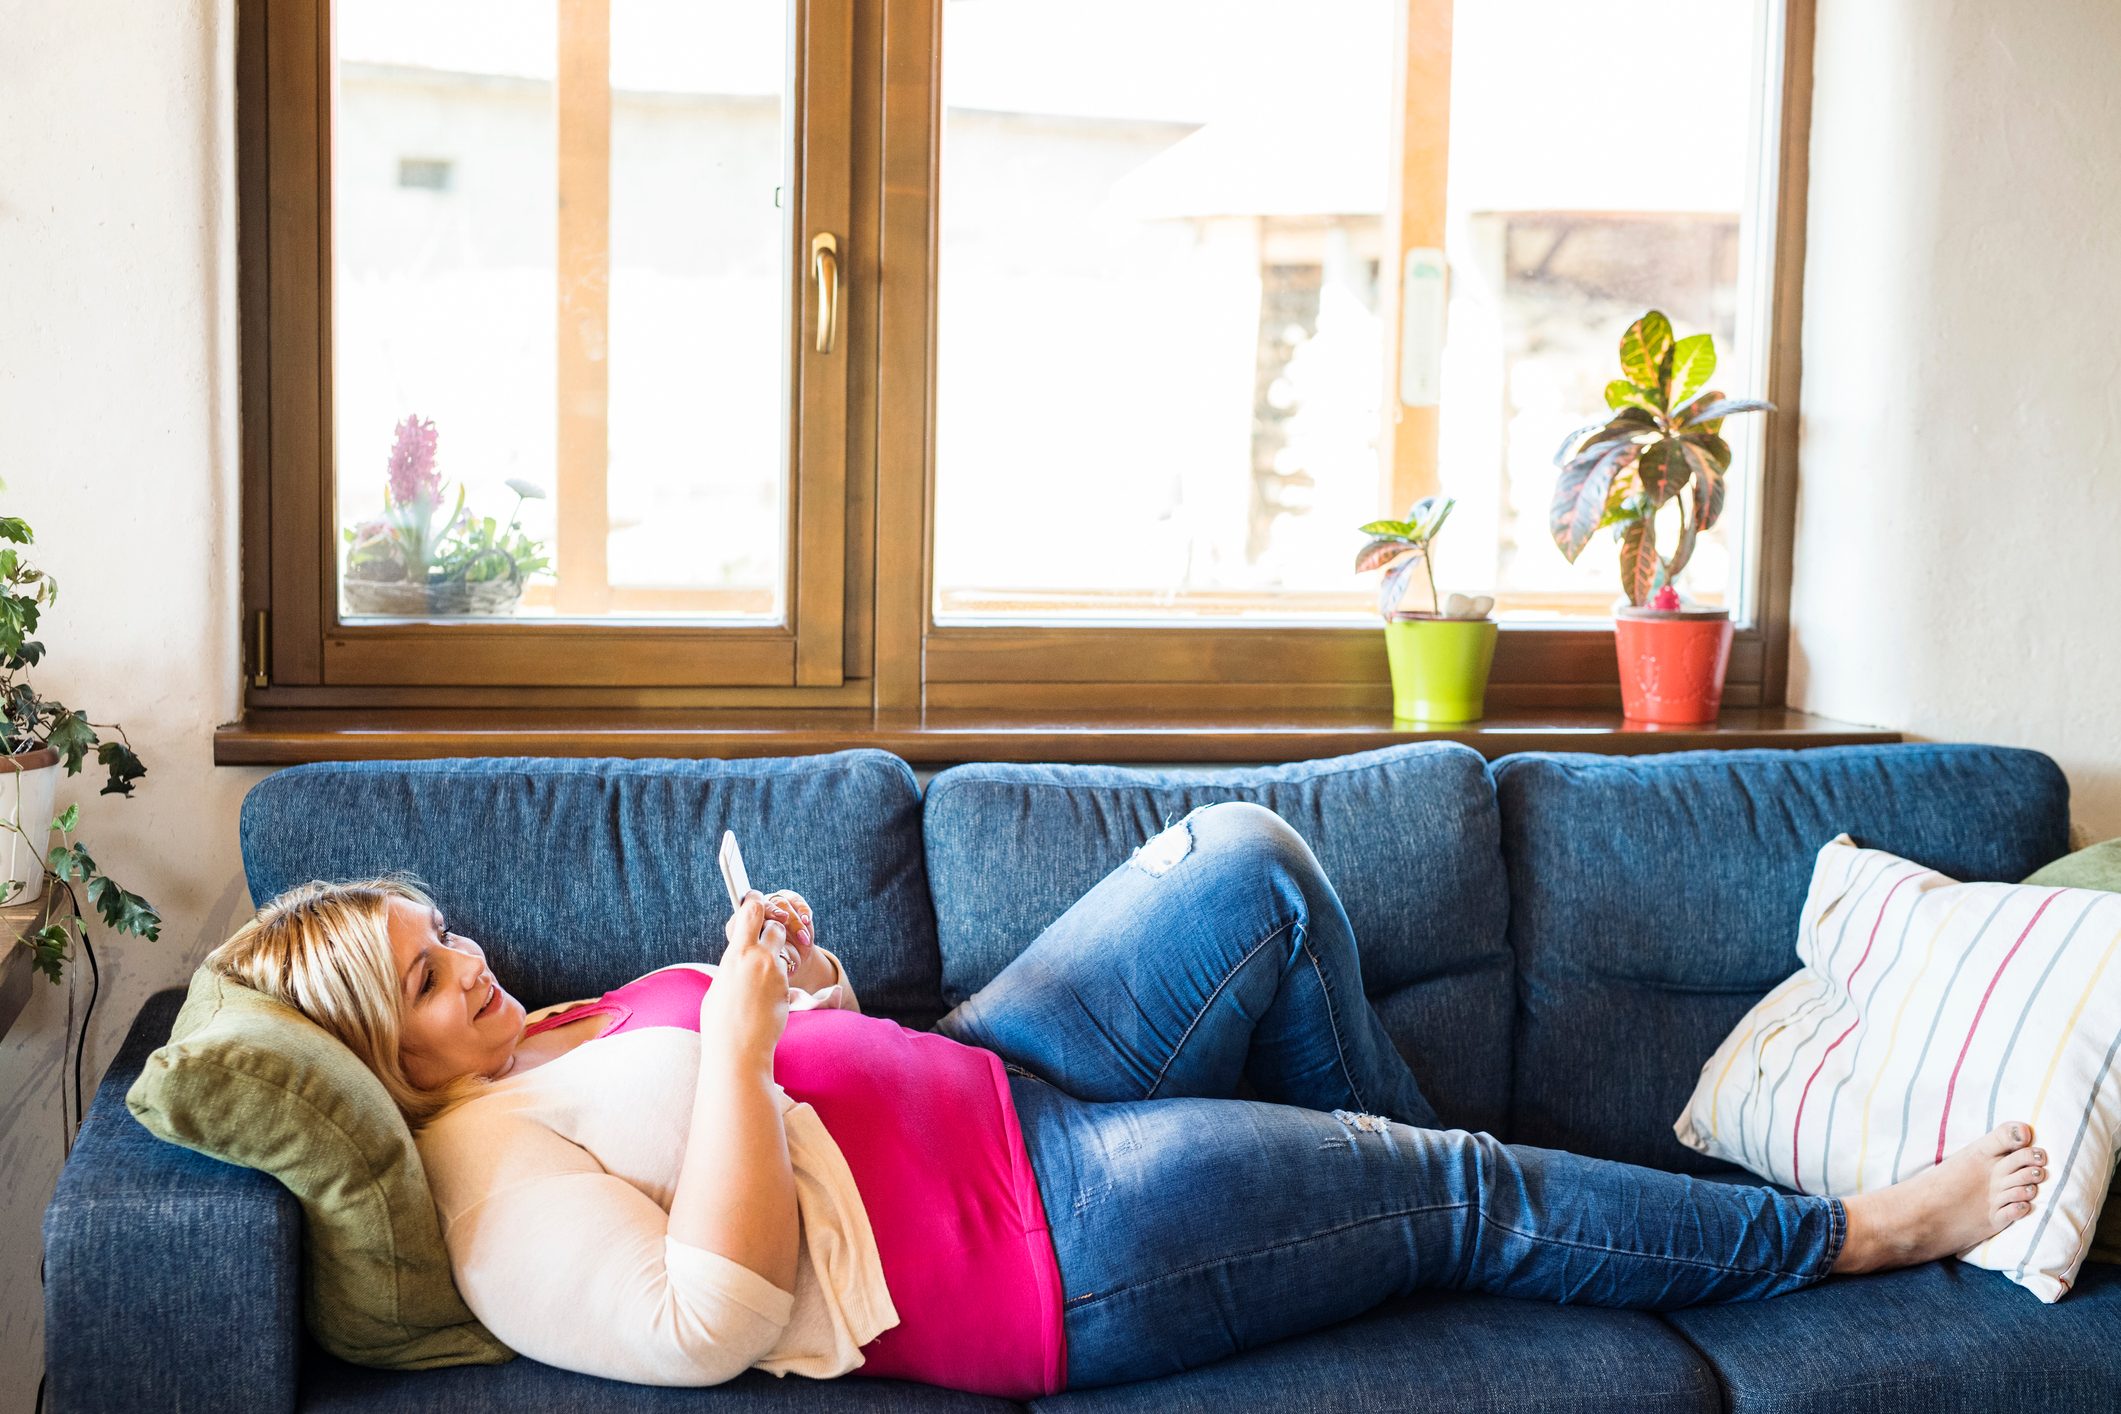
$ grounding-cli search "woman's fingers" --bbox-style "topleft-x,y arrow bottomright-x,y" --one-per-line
724,891 -> 767,949
763,891 -> 814,949
760,920 -> 796,977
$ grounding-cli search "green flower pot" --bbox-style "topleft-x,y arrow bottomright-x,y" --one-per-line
1383,615 -> 1498,723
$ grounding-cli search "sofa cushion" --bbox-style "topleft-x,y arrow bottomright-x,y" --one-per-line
1495,743 -> 2071,1173
239,752 -> 944,1023
125,967 -> 509,1369
302,1355 -> 1021,1412
1663,1259 -> 2121,1414
2022,837 -> 2121,1264
1674,834 -> 2121,1302
1031,1293 -> 1719,1414
923,744 -> 1513,1134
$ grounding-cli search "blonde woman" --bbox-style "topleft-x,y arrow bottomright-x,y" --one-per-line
210,802 -> 2048,1397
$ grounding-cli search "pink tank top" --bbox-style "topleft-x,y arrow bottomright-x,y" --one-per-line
525,967 -> 1066,1398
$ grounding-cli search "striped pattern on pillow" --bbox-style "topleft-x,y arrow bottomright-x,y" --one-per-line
1674,834 -> 2121,1302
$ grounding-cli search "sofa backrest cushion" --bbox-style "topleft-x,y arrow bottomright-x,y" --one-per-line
240,752 -> 943,1023
1495,743 -> 2071,1172
922,743 -> 1514,1133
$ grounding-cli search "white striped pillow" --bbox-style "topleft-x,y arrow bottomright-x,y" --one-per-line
1674,834 -> 2121,1302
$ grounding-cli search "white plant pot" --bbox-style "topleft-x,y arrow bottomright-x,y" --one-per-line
0,747 -> 60,907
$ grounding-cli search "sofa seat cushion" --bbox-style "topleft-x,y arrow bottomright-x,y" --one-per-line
1663,1259 -> 2121,1414
1029,1294 -> 1718,1414
301,1353 -> 1021,1412
922,744 -> 1513,1133
1494,744 -> 2070,1173
240,751 -> 944,1023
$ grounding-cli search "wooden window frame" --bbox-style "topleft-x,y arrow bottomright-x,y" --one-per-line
241,0 -> 862,703
235,0 -> 1815,733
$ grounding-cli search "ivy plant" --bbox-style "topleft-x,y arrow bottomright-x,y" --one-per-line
0,510 -> 159,982
1549,310 -> 1773,606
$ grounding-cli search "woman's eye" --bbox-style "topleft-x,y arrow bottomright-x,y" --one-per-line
419,970 -> 435,996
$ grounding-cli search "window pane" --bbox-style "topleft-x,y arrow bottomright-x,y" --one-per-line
332,0 -> 790,623
933,0 -> 1395,623
1431,0 -> 1772,620
932,0 -> 1778,625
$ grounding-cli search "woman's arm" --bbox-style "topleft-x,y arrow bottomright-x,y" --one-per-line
669,893 -> 799,1290
444,1161 -> 796,1386
804,945 -> 862,1013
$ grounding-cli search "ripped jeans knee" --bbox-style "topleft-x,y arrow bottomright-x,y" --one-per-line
1129,816 -> 1195,877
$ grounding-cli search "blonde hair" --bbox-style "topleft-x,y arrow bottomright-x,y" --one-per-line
206,875 -> 485,1126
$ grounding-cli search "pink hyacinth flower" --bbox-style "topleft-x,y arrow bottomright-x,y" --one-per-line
1650,585 -> 1681,612
386,415 -> 441,506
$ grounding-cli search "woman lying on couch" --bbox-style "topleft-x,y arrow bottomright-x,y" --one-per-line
207,801 -> 2049,1398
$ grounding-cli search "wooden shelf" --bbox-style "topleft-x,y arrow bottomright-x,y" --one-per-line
0,892 -> 69,1046
215,706 -> 1899,768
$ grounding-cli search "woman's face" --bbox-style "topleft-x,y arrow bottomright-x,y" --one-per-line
384,894 -> 526,1087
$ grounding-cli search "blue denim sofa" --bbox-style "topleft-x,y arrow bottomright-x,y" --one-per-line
45,743 -> 2121,1412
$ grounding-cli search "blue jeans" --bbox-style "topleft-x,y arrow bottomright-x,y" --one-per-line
936,801 -> 1846,1390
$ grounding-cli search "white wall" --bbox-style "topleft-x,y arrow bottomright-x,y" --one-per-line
0,1 -> 262,1406
1791,0 -> 2121,843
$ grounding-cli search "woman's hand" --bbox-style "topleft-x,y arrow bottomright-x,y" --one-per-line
764,889 -> 839,996
762,888 -> 813,963
703,892 -> 791,1069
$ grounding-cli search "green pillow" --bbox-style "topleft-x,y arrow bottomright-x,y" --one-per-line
2024,838 -> 2121,893
125,966 -> 512,1369
2022,839 -> 2121,1265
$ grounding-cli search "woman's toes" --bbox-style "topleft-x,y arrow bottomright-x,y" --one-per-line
1984,1122 -> 2035,1157
2002,1155 -> 2044,1184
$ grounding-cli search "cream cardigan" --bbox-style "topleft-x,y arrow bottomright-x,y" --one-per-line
414,954 -> 902,1386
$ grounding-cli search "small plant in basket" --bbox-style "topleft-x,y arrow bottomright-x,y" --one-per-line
0,506 -> 160,982
343,415 -> 551,616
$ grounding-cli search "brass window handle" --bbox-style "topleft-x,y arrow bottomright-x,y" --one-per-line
811,232 -> 840,354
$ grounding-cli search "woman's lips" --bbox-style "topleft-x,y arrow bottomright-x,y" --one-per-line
476,981 -> 498,1019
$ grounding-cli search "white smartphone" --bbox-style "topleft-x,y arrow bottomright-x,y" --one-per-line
719,830 -> 826,995
718,829 -> 751,909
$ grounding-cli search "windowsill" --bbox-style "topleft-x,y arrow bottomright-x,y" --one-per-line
214,706 -> 1898,768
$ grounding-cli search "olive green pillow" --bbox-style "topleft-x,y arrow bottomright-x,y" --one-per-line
125,966 -> 512,1369
2022,839 -> 2121,1264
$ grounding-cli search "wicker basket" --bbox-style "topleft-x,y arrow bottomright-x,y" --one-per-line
342,573 -> 524,618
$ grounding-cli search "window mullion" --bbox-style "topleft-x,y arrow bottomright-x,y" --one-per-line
1379,0 -> 1453,521
554,0 -> 613,618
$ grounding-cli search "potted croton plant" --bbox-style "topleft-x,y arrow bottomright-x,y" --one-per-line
1355,496 -> 1496,723
0,508 -> 160,982
343,415 -> 551,616
1550,310 -> 1772,723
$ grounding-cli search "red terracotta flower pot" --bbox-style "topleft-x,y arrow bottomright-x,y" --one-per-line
1613,607 -> 1734,724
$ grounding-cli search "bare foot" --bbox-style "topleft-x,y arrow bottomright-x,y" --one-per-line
1833,1123 -> 2046,1274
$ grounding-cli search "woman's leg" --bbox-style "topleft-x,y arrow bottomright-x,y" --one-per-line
1012,1077 -> 1845,1389
937,801 -> 1438,1127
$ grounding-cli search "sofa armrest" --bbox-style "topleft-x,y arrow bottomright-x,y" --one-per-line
43,989 -> 302,1414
